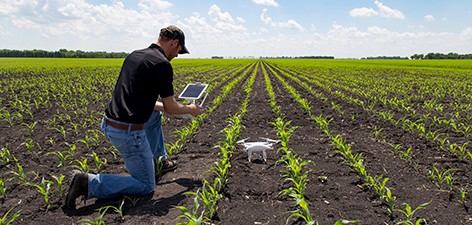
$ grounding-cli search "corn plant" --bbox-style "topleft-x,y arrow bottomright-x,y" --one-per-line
204,156 -> 231,192
21,121 -> 37,136
124,195 -> 140,206
62,142 -> 78,158
0,145 -> 12,166
50,173 -> 65,199
270,118 -> 297,152
457,187 -> 468,206
100,197 -> 126,221
0,178 -> 6,199
49,126 -> 67,139
79,207 -> 109,225
398,148 -> 413,163
174,189 -> 211,225
1,110 -> 14,127
394,199 -> 432,225
71,156 -> 90,173
91,151 -> 107,173
44,151 -> 70,168
450,142 -> 469,160
384,187 -> 396,217
6,157 -> 35,183
0,206 -> 21,225
428,165 -> 460,189
283,195 -> 315,225
184,178 -> 222,220
20,139 -> 35,153
22,177 -> 53,209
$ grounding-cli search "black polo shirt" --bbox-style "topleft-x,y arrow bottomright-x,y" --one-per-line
105,43 -> 174,124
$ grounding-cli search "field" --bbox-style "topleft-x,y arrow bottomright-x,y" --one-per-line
0,58 -> 472,225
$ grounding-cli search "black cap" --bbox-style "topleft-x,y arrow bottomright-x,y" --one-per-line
160,25 -> 189,54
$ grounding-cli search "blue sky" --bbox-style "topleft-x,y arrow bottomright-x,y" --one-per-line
1,0 -> 471,58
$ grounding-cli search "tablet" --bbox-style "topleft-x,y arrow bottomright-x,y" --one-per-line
178,83 -> 208,100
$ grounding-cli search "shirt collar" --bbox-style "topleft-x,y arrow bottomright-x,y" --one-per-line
149,43 -> 165,56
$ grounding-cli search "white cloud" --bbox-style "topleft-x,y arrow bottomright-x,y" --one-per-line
310,24 -> 316,31
261,8 -> 277,26
138,0 -> 173,12
208,4 -> 246,31
0,25 -> 12,35
279,20 -> 306,32
349,7 -> 379,17
237,17 -> 245,23
252,0 -> 279,7
350,1 -> 404,19
261,9 -> 305,32
1,0 -> 175,41
424,15 -> 435,22
260,27 -> 269,33
460,27 -> 472,41
208,4 -> 234,23
375,0 -> 405,19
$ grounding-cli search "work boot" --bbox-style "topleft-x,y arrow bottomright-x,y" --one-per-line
159,160 -> 178,175
64,170 -> 88,210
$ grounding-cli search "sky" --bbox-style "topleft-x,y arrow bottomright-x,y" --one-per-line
1,0 -> 472,58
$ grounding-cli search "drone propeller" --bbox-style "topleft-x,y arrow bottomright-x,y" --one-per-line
260,137 -> 279,143
236,137 -> 250,144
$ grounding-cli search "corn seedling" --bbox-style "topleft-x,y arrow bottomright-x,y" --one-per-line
384,187 -> 396,217
0,145 -> 12,166
394,199 -> 432,225
21,121 -> 37,136
445,174 -> 457,192
49,173 -> 65,199
79,207 -> 109,225
22,177 -> 53,209
372,126 -> 383,138
6,157 -> 33,183
60,142 -> 78,159
124,195 -> 140,206
91,151 -> 107,173
100,197 -> 126,221
204,157 -> 230,192
49,126 -> 67,139
184,178 -> 222,219
44,151 -> 70,168
457,187 -> 468,206
71,157 -> 90,173
20,139 -> 35,153
270,118 -> 297,152
452,142 -> 469,160
428,165 -> 460,189
174,189 -> 211,225
0,178 -> 6,199
0,206 -> 21,225
1,110 -> 14,127
398,148 -> 413,163
283,196 -> 315,225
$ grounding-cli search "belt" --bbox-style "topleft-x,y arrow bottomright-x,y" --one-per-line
104,117 -> 144,131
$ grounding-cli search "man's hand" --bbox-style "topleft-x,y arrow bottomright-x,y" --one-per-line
187,104 -> 203,117
161,96 -> 204,117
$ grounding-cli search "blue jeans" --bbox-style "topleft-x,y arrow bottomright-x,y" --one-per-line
87,111 -> 167,199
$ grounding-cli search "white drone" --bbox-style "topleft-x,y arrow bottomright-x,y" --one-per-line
236,138 -> 279,162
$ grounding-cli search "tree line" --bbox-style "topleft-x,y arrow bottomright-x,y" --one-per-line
411,52 -> 472,60
0,49 -> 129,58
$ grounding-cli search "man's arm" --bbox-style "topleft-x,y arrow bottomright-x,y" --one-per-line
158,96 -> 203,117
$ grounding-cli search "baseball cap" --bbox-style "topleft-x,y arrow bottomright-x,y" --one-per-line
160,25 -> 189,54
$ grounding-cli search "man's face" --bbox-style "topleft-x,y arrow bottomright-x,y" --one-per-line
167,39 -> 182,61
